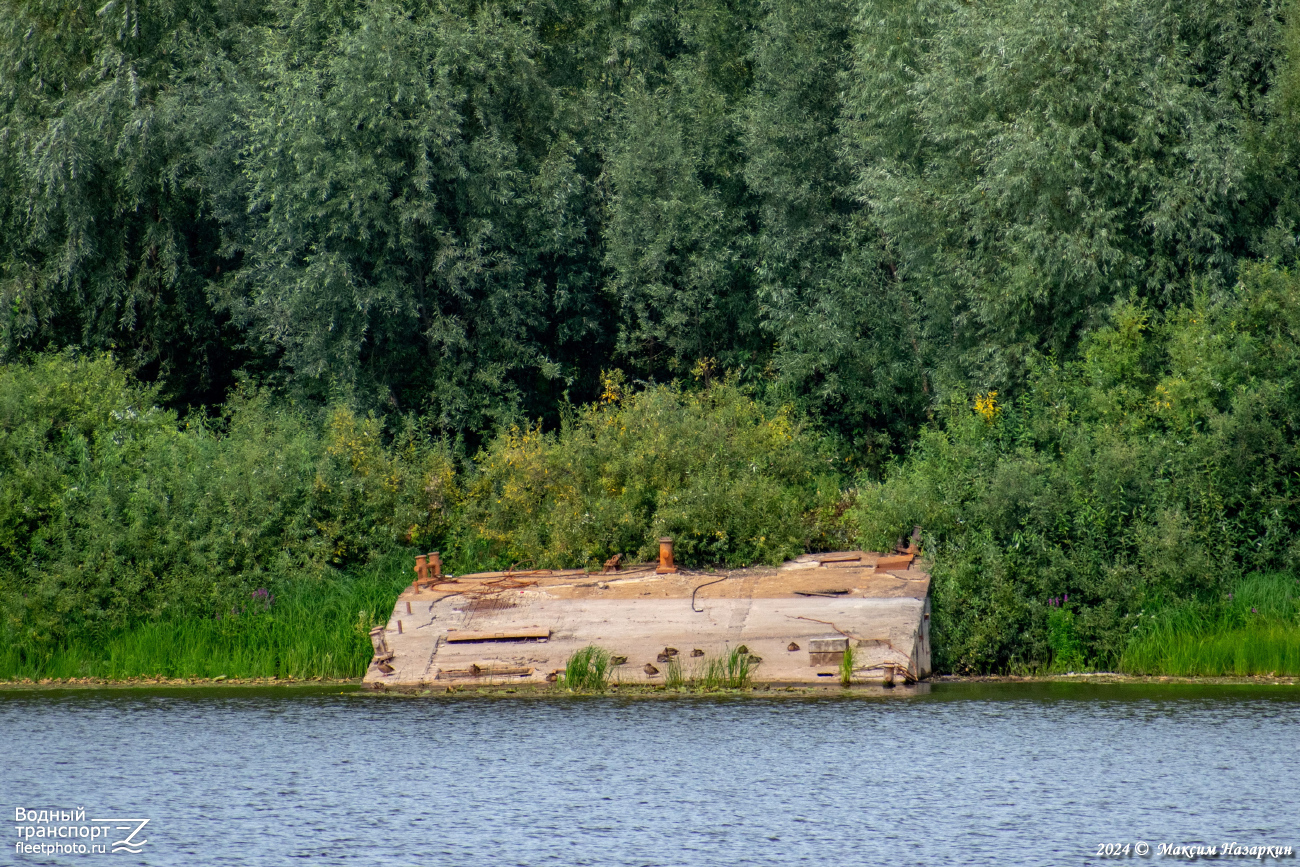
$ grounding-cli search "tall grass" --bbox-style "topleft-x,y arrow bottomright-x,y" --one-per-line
561,646 -> 613,691
840,644 -> 855,686
664,656 -> 686,689
1121,574 -> 1300,676
0,557 -> 409,680
697,648 -> 757,690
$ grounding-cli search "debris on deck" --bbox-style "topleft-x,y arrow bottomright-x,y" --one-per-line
365,539 -> 931,689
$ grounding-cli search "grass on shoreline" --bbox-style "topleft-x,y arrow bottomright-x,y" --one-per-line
1120,574 -> 1300,677
0,559 -> 409,681
1120,624 -> 1300,677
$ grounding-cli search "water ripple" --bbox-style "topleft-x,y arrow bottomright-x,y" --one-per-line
1,684 -> 1297,866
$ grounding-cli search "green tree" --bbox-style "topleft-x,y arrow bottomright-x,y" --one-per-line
845,0 -> 1282,392
599,0 -> 763,378
223,0 -> 607,433
0,0 -> 261,404
744,0 -> 927,451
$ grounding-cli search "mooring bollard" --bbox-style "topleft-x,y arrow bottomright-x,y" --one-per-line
656,537 -> 678,574
428,551 -> 442,580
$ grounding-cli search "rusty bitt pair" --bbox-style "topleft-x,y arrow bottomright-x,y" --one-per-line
412,552 -> 442,589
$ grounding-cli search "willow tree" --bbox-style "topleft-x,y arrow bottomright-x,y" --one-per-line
845,0 -> 1284,392
223,0 -> 608,432
0,0 -> 259,404
744,0 -> 928,451
597,0 -> 763,378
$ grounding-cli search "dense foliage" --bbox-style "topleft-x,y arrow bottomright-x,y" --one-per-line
856,264 -> 1300,672
0,353 -> 454,664
467,372 -> 847,568
0,354 -> 835,671
5,0 -> 1300,675
11,0 -> 1296,438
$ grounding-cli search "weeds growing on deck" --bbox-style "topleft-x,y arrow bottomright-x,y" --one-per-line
561,646 -> 613,691
697,648 -> 757,690
1120,574 -> 1300,676
840,644 -> 855,686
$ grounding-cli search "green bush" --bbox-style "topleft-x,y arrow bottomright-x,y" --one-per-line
465,373 -> 847,569
1046,605 -> 1086,672
0,355 -> 849,678
854,264 -> 1300,672
0,353 -> 455,671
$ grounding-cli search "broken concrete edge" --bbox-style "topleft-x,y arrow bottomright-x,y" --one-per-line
360,672 -> 1300,692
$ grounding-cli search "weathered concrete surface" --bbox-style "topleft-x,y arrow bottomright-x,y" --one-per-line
365,553 -> 931,688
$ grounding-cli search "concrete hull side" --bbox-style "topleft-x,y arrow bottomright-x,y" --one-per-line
366,592 -> 929,687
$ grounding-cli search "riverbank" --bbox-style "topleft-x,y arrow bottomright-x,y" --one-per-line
932,672 -> 1300,686
0,560 -> 410,682
3,672 -> 1297,690
0,676 -> 360,689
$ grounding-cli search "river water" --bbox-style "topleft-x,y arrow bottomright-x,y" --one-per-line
1,682 -> 1297,866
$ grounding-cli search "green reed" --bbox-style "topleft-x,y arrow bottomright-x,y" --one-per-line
0,559 -> 408,681
697,647 -> 757,690
1121,574 -> 1300,676
840,643 -> 855,686
561,646 -> 613,691
664,656 -> 686,689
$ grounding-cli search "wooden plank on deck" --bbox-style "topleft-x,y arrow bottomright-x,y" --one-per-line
444,628 -> 552,643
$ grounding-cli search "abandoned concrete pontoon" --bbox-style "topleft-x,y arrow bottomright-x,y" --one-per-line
365,540 -> 931,689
